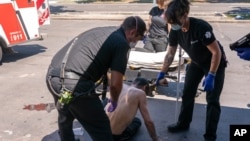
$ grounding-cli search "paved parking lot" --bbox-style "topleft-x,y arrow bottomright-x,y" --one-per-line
0,19 -> 249,141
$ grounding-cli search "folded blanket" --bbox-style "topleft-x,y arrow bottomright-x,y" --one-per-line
128,49 -> 188,70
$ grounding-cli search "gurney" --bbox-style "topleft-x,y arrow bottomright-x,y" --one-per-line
125,48 -> 190,121
123,48 -> 189,100
124,48 -> 189,82
128,49 -> 187,70
99,47 -> 190,121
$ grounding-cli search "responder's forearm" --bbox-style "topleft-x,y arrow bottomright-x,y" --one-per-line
145,121 -> 158,141
162,48 -> 176,73
109,71 -> 123,103
109,86 -> 121,103
209,49 -> 221,74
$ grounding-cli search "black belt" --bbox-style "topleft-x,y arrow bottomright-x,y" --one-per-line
48,67 -> 81,80
64,72 -> 81,80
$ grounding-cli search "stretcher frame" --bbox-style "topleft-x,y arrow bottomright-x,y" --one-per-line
125,47 -> 188,121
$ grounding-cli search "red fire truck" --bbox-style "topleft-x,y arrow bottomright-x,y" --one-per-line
0,0 -> 50,63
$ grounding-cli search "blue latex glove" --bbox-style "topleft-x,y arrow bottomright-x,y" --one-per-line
107,99 -> 117,112
202,72 -> 215,92
156,72 -> 165,86
235,48 -> 250,61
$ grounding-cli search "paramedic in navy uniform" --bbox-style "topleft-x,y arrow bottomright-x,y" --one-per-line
155,0 -> 227,141
46,16 -> 146,141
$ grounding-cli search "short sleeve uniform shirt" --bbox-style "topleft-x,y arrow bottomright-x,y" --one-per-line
50,26 -> 130,82
169,17 -> 216,66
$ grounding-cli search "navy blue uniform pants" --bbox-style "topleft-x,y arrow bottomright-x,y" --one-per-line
46,76 -> 113,141
177,61 -> 226,140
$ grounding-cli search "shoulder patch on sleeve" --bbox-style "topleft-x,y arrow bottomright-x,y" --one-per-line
205,31 -> 212,39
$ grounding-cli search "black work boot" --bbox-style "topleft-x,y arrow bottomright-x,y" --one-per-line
167,123 -> 190,133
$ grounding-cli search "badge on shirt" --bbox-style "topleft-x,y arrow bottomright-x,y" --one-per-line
205,31 -> 212,39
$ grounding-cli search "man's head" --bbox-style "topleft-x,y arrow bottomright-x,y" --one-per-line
121,16 -> 146,48
132,77 -> 152,96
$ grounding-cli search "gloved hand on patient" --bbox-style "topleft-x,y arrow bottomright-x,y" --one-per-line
234,48 -> 250,61
156,72 -> 168,86
156,72 -> 165,86
107,99 -> 117,112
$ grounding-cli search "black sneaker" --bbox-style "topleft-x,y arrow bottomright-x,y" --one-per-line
167,123 -> 190,133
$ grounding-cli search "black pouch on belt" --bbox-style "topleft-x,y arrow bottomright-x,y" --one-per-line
56,79 -> 97,109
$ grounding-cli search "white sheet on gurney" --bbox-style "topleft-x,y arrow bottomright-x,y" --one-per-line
128,50 -> 187,69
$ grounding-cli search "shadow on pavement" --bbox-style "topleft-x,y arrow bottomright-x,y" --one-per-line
156,81 -> 185,98
41,130 -> 60,141
134,98 -> 250,141
41,98 -> 250,141
2,44 -> 47,64
50,5 -> 83,14
129,0 -> 153,3
41,121 -> 91,141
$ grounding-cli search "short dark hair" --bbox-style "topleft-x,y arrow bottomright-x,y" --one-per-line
132,77 -> 149,87
121,16 -> 146,37
165,0 -> 190,24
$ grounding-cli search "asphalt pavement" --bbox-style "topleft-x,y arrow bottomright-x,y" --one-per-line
45,2 -> 250,141
0,2 -> 249,141
49,2 -> 250,22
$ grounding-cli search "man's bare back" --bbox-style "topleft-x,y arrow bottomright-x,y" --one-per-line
105,77 -> 161,141
105,84 -> 144,135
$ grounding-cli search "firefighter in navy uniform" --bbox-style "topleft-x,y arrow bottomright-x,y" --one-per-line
155,0 -> 227,141
46,16 -> 146,141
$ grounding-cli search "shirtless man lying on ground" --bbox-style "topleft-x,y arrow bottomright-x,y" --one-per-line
105,77 -> 162,141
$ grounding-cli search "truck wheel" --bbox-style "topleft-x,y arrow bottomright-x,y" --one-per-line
0,37 -> 6,64
0,46 -> 2,64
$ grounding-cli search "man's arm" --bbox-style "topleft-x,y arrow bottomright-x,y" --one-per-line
109,70 -> 123,103
138,93 -> 158,141
161,46 -> 177,72
206,40 -> 221,74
